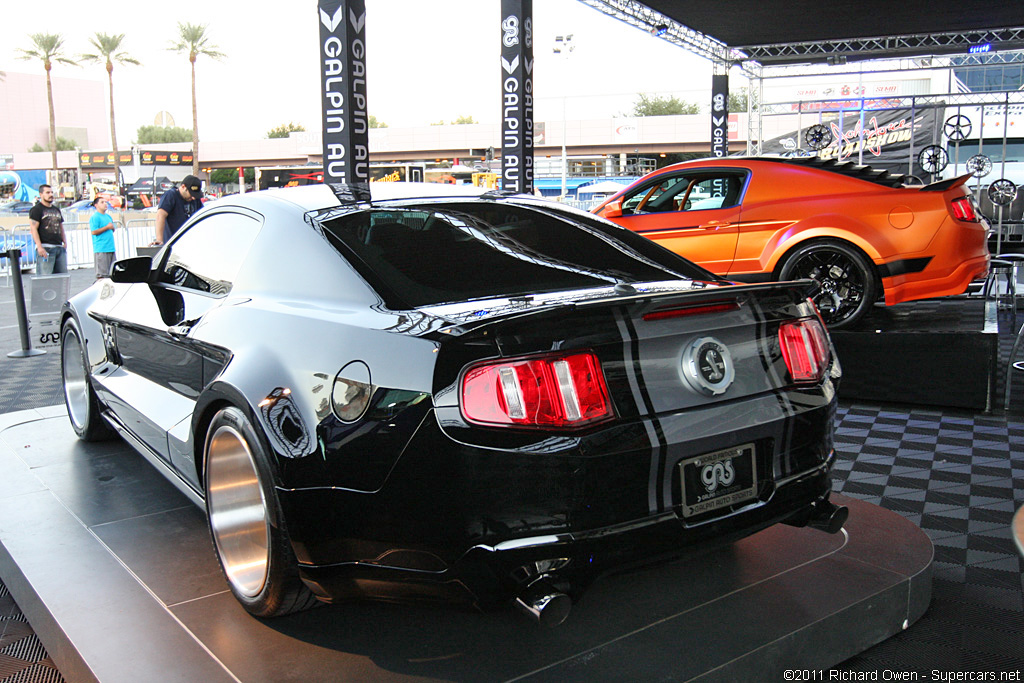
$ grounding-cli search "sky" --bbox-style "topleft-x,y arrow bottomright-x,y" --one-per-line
0,0 -> 714,144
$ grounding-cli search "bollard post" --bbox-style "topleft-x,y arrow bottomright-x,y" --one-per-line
6,248 -> 46,358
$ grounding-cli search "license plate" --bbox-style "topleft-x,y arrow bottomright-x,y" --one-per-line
679,443 -> 758,519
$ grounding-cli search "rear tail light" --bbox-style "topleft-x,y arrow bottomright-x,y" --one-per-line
950,196 -> 978,222
643,300 -> 740,321
779,318 -> 831,383
461,352 -> 613,428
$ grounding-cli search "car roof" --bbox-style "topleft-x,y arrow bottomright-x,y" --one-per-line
662,156 -> 909,189
236,182 -> 489,213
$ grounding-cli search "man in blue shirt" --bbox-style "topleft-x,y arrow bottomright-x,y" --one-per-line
89,197 -> 116,278
153,174 -> 204,244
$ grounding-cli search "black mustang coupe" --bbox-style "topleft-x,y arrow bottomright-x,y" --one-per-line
61,183 -> 844,625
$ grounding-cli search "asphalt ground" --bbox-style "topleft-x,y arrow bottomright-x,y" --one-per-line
0,267 -> 98,415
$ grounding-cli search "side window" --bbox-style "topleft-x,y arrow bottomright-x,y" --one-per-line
621,176 -> 689,215
160,212 -> 261,295
621,171 -> 749,214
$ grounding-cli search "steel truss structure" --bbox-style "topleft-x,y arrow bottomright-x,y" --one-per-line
742,27 -> 1024,66
577,0 -> 757,76
579,0 -> 1024,160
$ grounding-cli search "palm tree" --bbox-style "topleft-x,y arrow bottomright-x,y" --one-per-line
169,23 -> 224,175
82,33 -> 140,198
17,33 -> 77,171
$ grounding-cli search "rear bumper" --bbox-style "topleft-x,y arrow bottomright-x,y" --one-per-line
280,381 -> 838,608
880,216 -> 989,305
882,253 -> 988,305
295,451 -> 834,608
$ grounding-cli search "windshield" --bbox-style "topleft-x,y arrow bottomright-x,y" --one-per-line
319,200 -> 712,308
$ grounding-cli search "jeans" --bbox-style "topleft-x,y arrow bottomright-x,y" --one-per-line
36,245 -> 67,275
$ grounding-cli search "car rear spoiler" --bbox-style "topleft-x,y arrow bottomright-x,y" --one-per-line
920,173 -> 973,192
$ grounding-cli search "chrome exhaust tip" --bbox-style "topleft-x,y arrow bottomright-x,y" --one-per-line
807,500 -> 849,535
514,580 -> 571,627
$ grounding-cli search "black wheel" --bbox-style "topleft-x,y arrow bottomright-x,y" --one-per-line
203,406 -> 318,618
918,145 -> 949,174
943,114 -> 972,141
804,124 -> 833,151
778,240 -> 878,329
61,317 -> 114,441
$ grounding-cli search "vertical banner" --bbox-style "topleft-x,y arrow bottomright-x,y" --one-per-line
500,0 -> 534,195
711,73 -> 729,158
318,0 -> 370,200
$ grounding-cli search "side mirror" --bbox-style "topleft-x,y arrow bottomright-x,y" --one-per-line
110,256 -> 153,283
601,199 -> 624,219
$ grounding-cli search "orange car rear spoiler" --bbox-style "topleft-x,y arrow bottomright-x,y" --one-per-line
920,173 -> 973,192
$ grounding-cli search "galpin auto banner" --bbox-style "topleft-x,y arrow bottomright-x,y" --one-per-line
500,0 -> 534,195
762,106 -> 940,176
711,75 -> 729,158
318,0 -> 370,199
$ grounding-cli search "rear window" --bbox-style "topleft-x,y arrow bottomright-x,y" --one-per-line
319,201 -> 712,308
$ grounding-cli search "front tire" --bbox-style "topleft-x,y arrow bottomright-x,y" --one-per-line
778,240 -> 878,328
61,317 -> 113,441
204,406 -> 318,617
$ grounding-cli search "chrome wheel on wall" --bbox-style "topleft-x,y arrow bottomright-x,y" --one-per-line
779,240 -> 878,329
203,406 -> 318,617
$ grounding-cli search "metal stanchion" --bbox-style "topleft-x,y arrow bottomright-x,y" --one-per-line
6,248 -> 46,358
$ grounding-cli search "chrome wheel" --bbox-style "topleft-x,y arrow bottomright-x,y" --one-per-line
62,327 -> 89,432
206,423 -> 271,598
61,317 -> 112,441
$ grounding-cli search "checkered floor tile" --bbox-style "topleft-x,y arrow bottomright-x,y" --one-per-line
0,584 -> 63,683
833,402 -> 1024,670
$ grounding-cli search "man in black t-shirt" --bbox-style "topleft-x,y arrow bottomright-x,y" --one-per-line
28,184 -> 68,274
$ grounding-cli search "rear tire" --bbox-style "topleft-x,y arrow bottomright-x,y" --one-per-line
61,317 -> 114,441
204,406 -> 318,617
778,240 -> 878,329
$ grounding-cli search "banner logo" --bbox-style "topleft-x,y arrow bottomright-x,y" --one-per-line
502,16 -> 519,47
319,7 -> 342,31
700,460 -> 735,493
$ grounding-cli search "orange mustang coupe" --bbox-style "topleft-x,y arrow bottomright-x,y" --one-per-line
593,157 -> 989,327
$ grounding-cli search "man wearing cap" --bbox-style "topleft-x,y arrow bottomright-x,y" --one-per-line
153,174 -> 204,245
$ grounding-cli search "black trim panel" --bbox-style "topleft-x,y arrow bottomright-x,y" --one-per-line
877,257 -> 933,278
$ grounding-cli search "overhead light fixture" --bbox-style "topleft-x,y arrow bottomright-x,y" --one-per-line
969,43 -> 992,54
651,24 -> 669,37
826,55 -> 848,66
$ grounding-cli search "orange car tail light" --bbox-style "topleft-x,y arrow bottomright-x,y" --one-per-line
950,196 -> 978,222
779,318 -> 831,383
461,352 -> 613,428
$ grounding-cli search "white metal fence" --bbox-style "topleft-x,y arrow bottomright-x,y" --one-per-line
1,218 -> 156,282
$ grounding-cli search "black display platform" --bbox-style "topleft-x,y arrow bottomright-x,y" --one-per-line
830,297 -> 998,411
0,409 -> 933,682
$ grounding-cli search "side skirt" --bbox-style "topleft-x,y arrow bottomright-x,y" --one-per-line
102,411 -> 206,509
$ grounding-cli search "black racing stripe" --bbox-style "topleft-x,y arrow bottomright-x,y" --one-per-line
621,314 -> 670,511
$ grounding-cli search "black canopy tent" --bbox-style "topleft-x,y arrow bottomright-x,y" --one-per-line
125,177 -> 175,197
582,0 -> 1024,67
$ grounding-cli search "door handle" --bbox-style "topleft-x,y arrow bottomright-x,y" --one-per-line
699,221 -> 731,230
